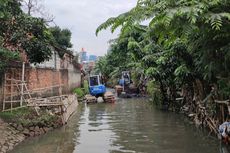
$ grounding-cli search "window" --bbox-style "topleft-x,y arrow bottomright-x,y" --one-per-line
90,76 -> 99,86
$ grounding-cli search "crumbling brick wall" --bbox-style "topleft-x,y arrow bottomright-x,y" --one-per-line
27,68 -> 70,97
0,66 -> 81,107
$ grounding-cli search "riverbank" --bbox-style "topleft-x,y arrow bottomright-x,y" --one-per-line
0,118 -> 25,153
0,108 -> 63,153
0,94 -> 79,153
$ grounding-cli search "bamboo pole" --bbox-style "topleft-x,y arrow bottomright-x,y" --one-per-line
3,73 -> 7,111
3,106 -> 27,112
10,72 -> 13,112
20,62 -> 25,106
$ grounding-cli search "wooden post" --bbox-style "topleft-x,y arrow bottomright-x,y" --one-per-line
10,72 -> 13,112
20,62 -> 25,106
221,105 -> 225,122
3,73 -> 6,111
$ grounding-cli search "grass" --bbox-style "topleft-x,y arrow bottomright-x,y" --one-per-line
74,88 -> 84,98
83,80 -> 89,94
0,107 -> 31,122
73,80 -> 89,98
0,107 -> 59,127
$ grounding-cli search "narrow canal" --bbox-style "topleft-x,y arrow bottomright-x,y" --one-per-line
11,98 -> 224,153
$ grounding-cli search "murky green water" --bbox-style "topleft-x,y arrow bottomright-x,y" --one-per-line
11,98 -> 226,153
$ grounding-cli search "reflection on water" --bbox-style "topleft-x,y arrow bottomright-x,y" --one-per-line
11,98 -> 226,153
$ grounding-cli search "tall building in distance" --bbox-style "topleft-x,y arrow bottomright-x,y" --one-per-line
79,48 -> 98,73
88,55 -> 97,62
79,48 -> 88,63
79,48 -> 98,63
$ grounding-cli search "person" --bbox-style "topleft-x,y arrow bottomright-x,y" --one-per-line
123,73 -> 130,84
119,79 -> 125,86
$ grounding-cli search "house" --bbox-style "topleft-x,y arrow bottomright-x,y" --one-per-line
0,47 -> 81,110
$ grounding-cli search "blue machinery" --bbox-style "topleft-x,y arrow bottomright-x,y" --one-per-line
119,71 -> 131,92
88,75 -> 106,98
85,75 -> 115,103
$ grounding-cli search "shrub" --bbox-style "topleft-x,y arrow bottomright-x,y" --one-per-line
74,88 -> 84,98
0,107 -> 31,122
0,107 -> 60,127
83,80 -> 89,94
147,80 -> 162,106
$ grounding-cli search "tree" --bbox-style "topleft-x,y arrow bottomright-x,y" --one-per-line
96,0 -> 230,111
22,0 -> 41,15
22,0 -> 54,22
0,0 -> 53,67
49,26 -> 73,57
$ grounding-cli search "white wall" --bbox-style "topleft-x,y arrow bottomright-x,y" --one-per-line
31,50 -> 60,69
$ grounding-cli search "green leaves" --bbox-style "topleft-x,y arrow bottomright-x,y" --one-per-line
174,64 -> 190,77
48,26 -> 73,58
96,17 -> 117,36
96,0 -> 230,101
0,1 -> 75,66
146,67 -> 159,77
0,47 -> 19,60
127,39 -> 141,51
22,37 -> 52,63
49,26 -> 73,51
0,47 -> 19,71
0,0 -> 71,68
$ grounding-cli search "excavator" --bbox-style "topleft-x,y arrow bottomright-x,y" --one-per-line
115,71 -> 131,96
85,75 -> 115,103
115,71 -> 139,97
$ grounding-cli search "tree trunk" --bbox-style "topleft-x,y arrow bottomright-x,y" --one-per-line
158,78 -> 168,110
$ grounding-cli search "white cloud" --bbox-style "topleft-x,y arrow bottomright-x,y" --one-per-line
43,0 -> 137,56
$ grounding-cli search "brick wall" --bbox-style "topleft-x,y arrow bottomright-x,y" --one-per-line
0,66 -> 81,106
27,68 -> 70,97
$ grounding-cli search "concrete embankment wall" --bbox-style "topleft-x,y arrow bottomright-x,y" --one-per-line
68,68 -> 81,92
62,94 -> 79,123
0,119 -> 25,153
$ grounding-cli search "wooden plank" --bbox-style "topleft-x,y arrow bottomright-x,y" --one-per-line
215,100 -> 229,105
32,101 -> 63,104
4,84 -> 26,87
31,85 -> 64,92
3,106 -> 27,112
176,97 -> 183,101
104,91 -> 114,96
4,100 -> 21,103
228,106 -> 230,115
5,79 -> 24,82
28,103 -> 63,107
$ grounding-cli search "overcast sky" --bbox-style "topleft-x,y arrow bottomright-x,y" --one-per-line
42,0 -> 137,56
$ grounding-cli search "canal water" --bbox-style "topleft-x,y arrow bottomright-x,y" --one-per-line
11,98 -> 225,153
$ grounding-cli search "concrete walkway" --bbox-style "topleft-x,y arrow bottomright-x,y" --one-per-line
0,118 -> 25,153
